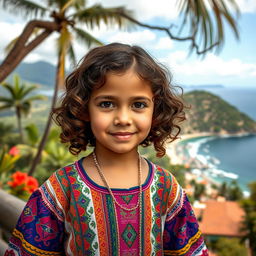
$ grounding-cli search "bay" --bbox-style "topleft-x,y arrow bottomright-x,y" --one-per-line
182,86 -> 256,193
197,135 -> 256,191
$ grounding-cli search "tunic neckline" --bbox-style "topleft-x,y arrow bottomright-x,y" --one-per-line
75,157 -> 154,194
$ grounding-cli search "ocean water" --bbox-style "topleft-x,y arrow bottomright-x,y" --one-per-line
184,135 -> 256,192
182,87 -> 256,192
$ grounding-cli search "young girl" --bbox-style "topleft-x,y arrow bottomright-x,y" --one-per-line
5,43 -> 208,256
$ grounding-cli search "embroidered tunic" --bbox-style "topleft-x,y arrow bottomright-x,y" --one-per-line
5,158 -> 208,256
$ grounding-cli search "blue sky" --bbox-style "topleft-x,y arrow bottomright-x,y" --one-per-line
0,0 -> 256,88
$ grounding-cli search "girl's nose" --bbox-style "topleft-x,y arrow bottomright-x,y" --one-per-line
114,108 -> 132,126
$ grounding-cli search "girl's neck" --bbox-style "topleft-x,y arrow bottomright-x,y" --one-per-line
93,147 -> 139,169
82,147 -> 149,189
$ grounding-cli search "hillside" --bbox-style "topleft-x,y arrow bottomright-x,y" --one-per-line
182,90 -> 256,134
0,60 -> 57,87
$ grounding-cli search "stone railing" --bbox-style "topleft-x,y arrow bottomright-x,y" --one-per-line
0,189 -> 25,256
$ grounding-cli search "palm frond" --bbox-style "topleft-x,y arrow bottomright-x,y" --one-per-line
24,95 -> 47,102
61,0 -> 76,14
67,43 -> 77,68
0,0 -> 47,18
177,0 -> 240,52
73,4 -> 133,29
73,0 -> 86,11
73,27 -> 103,48
1,82 -> 16,99
0,96 -> 13,103
25,123 -> 40,146
0,104 -> 13,111
22,84 -> 40,98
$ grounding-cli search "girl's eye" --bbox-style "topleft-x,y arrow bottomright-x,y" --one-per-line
98,101 -> 114,108
132,102 -> 147,109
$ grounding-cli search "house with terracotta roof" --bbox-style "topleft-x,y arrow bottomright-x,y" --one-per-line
193,199 -> 245,240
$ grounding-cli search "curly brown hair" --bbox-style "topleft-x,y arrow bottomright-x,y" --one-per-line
52,42 -> 185,157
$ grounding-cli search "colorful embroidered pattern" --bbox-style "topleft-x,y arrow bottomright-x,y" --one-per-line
5,158 -> 208,256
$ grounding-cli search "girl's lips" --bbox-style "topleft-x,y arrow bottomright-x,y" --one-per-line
110,132 -> 135,140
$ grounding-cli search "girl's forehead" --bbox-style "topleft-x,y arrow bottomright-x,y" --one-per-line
91,69 -> 153,98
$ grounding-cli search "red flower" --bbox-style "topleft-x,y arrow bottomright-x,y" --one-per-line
8,171 -> 39,194
25,176 -> 39,193
8,146 -> 19,156
8,171 -> 28,188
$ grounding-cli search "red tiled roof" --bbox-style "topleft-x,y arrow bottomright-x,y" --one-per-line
195,200 -> 245,237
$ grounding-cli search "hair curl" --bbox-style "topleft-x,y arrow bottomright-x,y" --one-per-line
52,43 -> 185,157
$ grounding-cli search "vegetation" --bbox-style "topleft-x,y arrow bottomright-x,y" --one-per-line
213,237 -> 248,256
218,180 -> 243,201
0,75 -> 46,142
183,90 -> 256,134
240,182 -> 256,256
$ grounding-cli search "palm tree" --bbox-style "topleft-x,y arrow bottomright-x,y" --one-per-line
0,75 -> 46,142
0,122 -> 14,144
16,123 -> 48,160
0,0 -> 240,83
0,0 -> 133,82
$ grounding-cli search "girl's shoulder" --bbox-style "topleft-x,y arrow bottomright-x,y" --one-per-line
148,160 -> 184,216
149,160 -> 180,188
34,161 -> 82,220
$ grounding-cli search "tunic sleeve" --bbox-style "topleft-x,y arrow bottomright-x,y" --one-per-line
163,175 -> 208,256
4,189 -> 65,256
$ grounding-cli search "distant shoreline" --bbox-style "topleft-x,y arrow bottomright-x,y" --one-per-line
179,131 -> 255,143
166,131 -> 256,165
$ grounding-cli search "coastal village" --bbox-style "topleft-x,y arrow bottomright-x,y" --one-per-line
166,133 -> 254,256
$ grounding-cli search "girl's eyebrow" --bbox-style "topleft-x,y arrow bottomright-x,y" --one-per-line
94,95 -> 152,102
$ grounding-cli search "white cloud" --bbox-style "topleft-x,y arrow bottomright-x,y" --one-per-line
236,0 -> 256,13
164,51 -> 256,79
0,22 -> 25,59
155,37 -> 174,50
107,29 -> 156,45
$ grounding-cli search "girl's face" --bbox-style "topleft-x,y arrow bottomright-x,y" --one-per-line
88,68 -> 154,156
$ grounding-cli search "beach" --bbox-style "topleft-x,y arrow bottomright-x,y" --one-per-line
166,132 -> 215,165
166,132 -> 256,194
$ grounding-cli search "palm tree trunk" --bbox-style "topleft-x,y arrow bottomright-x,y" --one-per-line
28,54 -> 62,176
0,20 -> 59,83
16,107 -> 23,143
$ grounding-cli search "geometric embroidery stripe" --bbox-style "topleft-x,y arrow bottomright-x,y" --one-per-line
76,174 -> 98,255
91,189 -> 109,256
163,230 -> 202,256
191,243 -> 208,256
168,175 -> 179,210
149,170 -> 161,254
12,229 -> 62,255
144,188 -> 152,255
105,194 -> 119,256
140,191 -> 145,255
41,181 -> 64,221
67,173 -> 86,255
166,186 -> 183,222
